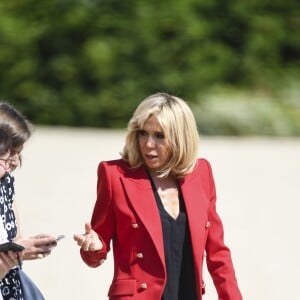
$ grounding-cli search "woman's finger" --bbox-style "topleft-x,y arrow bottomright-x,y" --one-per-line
85,222 -> 92,234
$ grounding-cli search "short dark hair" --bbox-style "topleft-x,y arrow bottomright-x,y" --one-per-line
0,123 -> 13,156
0,102 -> 32,149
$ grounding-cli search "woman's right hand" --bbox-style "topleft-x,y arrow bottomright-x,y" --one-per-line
73,222 -> 103,251
16,234 -> 57,260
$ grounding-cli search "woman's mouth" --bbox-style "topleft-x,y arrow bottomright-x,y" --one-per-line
145,154 -> 158,160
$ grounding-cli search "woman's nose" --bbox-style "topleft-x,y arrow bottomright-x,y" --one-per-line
146,135 -> 155,147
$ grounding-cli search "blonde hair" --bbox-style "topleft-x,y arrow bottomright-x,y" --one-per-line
122,93 -> 199,178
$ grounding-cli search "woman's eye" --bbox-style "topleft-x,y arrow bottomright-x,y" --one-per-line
155,132 -> 165,139
138,130 -> 147,136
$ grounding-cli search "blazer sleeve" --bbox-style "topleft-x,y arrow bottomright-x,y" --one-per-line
204,160 -> 243,300
80,161 -> 116,267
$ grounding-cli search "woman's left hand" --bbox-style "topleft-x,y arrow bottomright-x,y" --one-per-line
16,234 -> 57,260
0,251 -> 20,278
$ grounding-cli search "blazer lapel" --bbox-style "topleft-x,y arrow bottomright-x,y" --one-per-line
179,172 -> 208,267
120,167 -> 165,268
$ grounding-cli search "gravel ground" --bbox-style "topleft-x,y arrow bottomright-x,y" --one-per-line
13,127 -> 300,300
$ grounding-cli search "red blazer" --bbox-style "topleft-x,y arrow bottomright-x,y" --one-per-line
81,158 -> 242,300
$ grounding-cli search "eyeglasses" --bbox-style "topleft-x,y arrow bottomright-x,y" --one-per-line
0,157 -> 13,169
0,157 -> 13,166
0,154 -> 20,164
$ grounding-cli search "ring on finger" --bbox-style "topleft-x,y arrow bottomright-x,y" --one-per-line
37,253 -> 44,259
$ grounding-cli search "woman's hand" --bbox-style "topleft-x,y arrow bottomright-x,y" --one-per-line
0,251 -> 20,279
73,222 -> 103,251
16,234 -> 57,260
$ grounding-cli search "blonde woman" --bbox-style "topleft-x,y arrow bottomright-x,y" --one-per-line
74,93 -> 242,300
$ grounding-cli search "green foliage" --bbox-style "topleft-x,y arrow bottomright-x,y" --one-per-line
193,84 -> 300,136
0,0 -> 299,135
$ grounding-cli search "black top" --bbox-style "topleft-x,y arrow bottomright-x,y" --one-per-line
149,176 -> 197,300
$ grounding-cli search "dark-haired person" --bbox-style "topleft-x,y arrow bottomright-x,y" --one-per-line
0,102 -> 57,299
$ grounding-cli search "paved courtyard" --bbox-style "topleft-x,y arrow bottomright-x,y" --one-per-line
14,127 -> 300,300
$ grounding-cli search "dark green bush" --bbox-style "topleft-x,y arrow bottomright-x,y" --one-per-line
0,0 -> 299,135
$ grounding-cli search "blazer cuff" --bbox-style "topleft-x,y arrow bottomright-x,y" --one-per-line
80,247 -> 107,268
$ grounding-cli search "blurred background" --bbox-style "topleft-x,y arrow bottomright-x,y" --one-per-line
0,0 -> 299,135
1,1 -> 300,300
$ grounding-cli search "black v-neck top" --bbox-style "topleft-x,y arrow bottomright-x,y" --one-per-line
149,176 -> 197,300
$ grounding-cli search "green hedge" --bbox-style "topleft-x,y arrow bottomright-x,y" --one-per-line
0,0 -> 299,135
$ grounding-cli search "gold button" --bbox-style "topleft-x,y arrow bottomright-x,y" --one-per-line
140,283 -> 147,289
136,252 -> 143,258
132,223 -> 139,228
